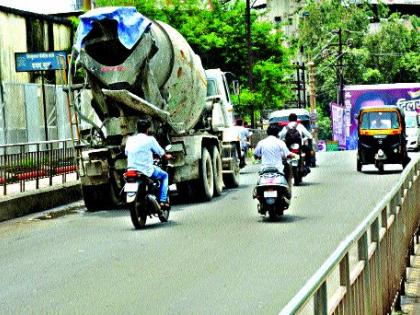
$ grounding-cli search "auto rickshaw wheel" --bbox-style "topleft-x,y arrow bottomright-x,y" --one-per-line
376,161 -> 384,173
402,155 -> 411,169
357,158 -> 362,172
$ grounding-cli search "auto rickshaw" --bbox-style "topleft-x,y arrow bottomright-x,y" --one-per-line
357,106 -> 410,173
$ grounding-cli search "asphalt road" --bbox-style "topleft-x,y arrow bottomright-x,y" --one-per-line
0,151 -> 418,315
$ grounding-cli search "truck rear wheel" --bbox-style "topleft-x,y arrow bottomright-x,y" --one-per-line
198,147 -> 214,201
211,146 -> 223,196
82,183 -> 115,212
223,150 -> 240,188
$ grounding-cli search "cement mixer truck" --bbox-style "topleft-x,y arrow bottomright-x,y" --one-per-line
69,7 -> 241,211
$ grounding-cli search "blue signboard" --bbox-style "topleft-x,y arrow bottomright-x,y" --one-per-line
15,51 -> 67,72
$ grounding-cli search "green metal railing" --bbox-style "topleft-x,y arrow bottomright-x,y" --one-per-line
280,158 -> 420,315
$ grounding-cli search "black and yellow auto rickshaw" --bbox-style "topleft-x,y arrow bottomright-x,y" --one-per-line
357,106 -> 410,173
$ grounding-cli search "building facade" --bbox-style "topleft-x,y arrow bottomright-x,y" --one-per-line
0,6 -> 74,145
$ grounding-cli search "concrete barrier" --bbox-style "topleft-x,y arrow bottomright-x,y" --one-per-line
0,182 -> 82,222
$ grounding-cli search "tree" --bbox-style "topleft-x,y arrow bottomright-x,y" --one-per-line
297,0 -> 420,139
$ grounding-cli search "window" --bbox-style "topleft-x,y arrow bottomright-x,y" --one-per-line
361,111 -> 400,130
206,79 -> 217,97
405,116 -> 418,128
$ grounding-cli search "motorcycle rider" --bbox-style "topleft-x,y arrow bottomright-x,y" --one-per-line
254,125 -> 297,187
278,113 -> 313,172
125,119 -> 171,209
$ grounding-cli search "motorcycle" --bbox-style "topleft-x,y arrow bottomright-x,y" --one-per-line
289,143 -> 309,186
123,158 -> 170,229
252,163 -> 292,220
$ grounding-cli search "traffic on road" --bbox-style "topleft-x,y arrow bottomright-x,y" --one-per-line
0,150 -> 418,314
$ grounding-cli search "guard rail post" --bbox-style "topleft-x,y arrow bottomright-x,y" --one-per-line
339,253 -> 351,315
358,231 -> 372,314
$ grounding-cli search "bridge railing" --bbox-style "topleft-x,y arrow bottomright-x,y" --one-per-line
280,158 -> 420,315
0,139 -> 78,196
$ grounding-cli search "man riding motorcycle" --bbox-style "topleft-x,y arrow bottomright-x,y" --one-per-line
125,119 -> 172,209
278,113 -> 313,173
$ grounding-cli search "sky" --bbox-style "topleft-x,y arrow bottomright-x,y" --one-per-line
0,0 -> 76,14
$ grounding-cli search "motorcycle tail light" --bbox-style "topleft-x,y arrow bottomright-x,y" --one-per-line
291,148 -> 299,154
124,170 -> 139,178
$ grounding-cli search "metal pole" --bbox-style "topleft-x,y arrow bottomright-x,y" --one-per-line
82,0 -> 91,11
308,61 -> 318,150
338,28 -> 344,107
41,71 -> 49,142
245,0 -> 255,127
60,56 -> 75,145
296,63 -> 301,108
302,62 -> 307,108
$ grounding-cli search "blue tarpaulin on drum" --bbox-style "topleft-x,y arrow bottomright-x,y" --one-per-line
74,7 -> 152,51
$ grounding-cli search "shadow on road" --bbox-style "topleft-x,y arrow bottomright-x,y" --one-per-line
361,169 -> 402,175
294,181 -> 321,187
128,220 -> 180,231
259,214 -> 305,224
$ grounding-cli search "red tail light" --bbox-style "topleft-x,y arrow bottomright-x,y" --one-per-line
291,148 -> 299,154
124,170 -> 139,178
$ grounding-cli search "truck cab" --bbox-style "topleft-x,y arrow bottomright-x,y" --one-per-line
205,69 -> 236,128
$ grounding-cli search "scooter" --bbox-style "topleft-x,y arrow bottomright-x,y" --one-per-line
123,159 -> 170,229
253,163 -> 292,220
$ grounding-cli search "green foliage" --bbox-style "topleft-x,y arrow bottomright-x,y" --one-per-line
297,0 -> 420,121
317,115 -> 332,140
94,0 -> 294,119
69,16 -> 80,31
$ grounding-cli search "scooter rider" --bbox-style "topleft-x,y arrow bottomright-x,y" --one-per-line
254,125 -> 297,187
278,113 -> 313,171
125,119 -> 172,209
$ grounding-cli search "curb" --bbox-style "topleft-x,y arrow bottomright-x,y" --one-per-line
0,182 -> 82,222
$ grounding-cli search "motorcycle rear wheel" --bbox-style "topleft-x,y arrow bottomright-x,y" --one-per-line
292,167 -> 301,186
158,197 -> 170,223
268,208 -> 283,221
130,200 -> 147,229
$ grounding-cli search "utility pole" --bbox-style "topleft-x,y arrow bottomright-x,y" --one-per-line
337,28 -> 344,107
295,62 -> 306,109
83,0 -> 91,11
302,61 -> 307,108
296,63 -> 301,108
308,61 -> 318,150
245,0 -> 255,127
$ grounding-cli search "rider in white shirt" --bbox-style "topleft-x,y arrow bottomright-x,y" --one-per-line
254,125 -> 297,186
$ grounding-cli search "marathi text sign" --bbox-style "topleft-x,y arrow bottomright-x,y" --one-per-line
343,83 -> 420,150
331,103 -> 346,150
15,51 -> 67,72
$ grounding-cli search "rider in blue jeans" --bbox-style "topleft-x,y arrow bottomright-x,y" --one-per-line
125,119 -> 171,209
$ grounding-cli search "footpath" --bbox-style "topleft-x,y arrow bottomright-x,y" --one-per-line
399,240 -> 420,315
0,173 -> 81,222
